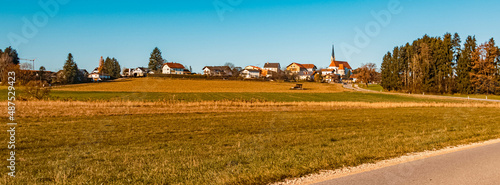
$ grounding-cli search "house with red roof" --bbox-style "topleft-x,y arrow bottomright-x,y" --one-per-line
286,62 -> 317,81
162,62 -> 188,75
241,65 -> 266,78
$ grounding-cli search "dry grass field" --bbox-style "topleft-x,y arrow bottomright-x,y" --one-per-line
52,78 -> 345,93
5,100 -> 500,118
2,106 -> 500,184
3,78 -> 500,184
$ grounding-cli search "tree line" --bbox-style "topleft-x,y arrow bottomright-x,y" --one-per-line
381,33 -> 500,95
60,53 -> 121,84
0,46 -> 122,85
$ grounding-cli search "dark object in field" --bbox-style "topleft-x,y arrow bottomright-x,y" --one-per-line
290,84 -> 303,90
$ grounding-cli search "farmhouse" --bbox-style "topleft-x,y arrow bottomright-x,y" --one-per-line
302,64 -> 317,72
88,56 -> 111,82
89,73 -> 110,82
241,66 -> 267,78
241,69 -> 261,78
162,62 -> 187,75
263,62 -> 281,77
286,63 -> 317,80
122,68 -> 134,77
286,63 -> 306,74
203,66 -> 233,77
133,67 -> 150,77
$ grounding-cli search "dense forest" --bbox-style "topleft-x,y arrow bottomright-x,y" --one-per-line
381,33 -> 500,95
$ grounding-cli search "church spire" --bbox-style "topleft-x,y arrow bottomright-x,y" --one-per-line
331,44 -> 336,61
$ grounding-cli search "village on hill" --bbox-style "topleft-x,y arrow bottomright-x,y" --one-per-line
10,45 -> 357,85
115,45 -> 355,83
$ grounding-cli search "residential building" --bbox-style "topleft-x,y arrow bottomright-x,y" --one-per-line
242,65 -> 267,78
286,63 -> 307,74
286,62 -> 316,81
202,66 -> 233,76
123,68 -> 134,77
162,62 -> 187,75
88,56 -> 111,82
241,69 -> 261,78
263,62 -> 281,77
301,64 -> 317,72
133,67 -> 149,77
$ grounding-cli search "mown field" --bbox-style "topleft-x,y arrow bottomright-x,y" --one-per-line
52,78 -> 344,93
2,107 -> 500,184
0,78 -> 468,103
2,78 -> 500,184
358,84 -> 384,92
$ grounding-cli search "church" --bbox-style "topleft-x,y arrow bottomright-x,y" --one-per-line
321,45 -> 352,77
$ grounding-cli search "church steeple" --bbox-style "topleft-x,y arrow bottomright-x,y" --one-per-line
331,44 -> 336,61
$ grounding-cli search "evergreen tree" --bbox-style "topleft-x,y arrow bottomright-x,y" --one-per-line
0,47 -> 20,82
391,46 -> 402,90
112,58 -> 121,78
62,53 -> 78,84
149,47 -> 164,73
3,46 -> 19,65
102,57 -> 122,79
456,36 -> 476,94
38,66 -> 46,82
497,46 -> 500,94
380,52 -> 392,90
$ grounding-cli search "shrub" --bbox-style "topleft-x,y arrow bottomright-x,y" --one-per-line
25,81 -> 51,100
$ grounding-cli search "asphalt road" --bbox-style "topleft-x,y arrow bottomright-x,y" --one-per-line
314,142 -> 500,185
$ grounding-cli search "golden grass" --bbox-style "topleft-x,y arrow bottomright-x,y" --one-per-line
3,107 -> 500,184
52,78 -> 346,93
7,100 -> 500,118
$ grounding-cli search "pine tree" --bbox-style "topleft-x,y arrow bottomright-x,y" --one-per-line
149,47 -> 164,73
380,52 -> 392,90
62,53 -> 78,84
112,58 -> 121,78
3,47 -> 19,65
391,46 -> 402,90
456,36 -> 476,94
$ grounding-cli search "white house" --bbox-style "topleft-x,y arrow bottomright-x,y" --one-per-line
162,63 -> 186,75
241,69 -> 261,78
88,73 -> 110,82
203,66 -> 233,76
133,67 -> 149,77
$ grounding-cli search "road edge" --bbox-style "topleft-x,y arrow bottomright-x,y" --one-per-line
272,138 -> 500,185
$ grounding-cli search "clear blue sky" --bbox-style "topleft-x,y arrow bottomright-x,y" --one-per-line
1,0 -> 499,73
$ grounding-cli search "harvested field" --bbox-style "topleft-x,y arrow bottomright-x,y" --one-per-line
6,100 -> 500,118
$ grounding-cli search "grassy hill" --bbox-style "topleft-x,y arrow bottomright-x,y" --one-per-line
52,78 -> 345,93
